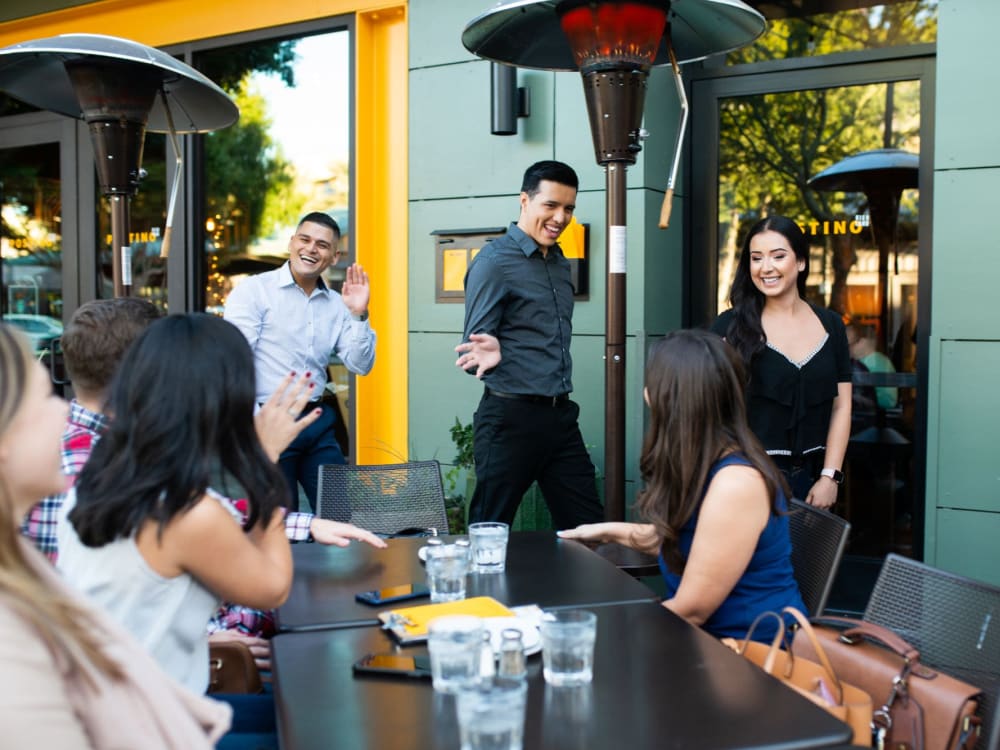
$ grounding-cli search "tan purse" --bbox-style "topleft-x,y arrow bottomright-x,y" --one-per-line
207,641 -> 263,695
792,616 -> 981,750
731,607 -> 874,746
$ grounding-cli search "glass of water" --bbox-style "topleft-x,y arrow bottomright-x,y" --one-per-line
425,543 -> 470,602
469,521 -> 509,573
427,615 -> 484,694
539,609 -> 597,686
457,676 -> 527,750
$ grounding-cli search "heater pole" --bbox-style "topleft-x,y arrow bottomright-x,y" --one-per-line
605,162 -> 627,521
110,194 -> 132,297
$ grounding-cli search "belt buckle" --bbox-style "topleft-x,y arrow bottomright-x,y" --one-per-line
550,396 -> 558,407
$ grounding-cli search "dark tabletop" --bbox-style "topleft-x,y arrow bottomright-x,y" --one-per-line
276,531 -> 659,632
272,600 -> 853,750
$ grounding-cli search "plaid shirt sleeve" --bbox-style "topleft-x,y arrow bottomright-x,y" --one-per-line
284,511 -> 314,542
206,604 -> 277,639
20,406 -> 104,563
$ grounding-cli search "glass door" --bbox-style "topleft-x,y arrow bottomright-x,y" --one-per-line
0,111 -> 80,390
689,54 -> 934,612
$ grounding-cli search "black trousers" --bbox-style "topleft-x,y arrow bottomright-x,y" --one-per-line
467,391 -> 604,529
771,452 -> 825,501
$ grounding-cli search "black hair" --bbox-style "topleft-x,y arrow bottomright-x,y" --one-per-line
724,215 -> 810,367
520,160 -> 579,196
297,211 -> 341,239
70,313 -> 288,546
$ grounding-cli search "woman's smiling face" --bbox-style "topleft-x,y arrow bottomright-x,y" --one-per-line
748,229 -> 805,300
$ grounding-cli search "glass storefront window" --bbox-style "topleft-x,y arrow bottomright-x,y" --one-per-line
729,0 -> 937,64
195,30 -> 350,314
1,141 -> 63,356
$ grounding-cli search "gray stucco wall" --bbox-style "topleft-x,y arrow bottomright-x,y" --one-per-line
407,0 -> 684,516
924,0 -> 1000,584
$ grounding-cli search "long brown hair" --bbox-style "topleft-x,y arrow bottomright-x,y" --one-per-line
634,329 -> 788,572
0,323 -> 122,683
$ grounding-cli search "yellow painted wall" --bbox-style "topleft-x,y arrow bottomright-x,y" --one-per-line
0,0 -> 409,464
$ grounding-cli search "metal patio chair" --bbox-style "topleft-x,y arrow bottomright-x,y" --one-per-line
316,460 -> 450,537
788,498 -> 851,616
862,553 -> 1000,750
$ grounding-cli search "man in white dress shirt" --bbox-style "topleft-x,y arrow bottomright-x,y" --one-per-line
224,211 -> 376,510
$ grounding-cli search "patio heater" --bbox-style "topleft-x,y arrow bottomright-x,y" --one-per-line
809,148 -> 919,352
463,0 -> 766,520
0,34 -> 238,297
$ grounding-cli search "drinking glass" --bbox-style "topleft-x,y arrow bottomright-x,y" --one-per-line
427,615 -> 484,694
456,676 -> 528,750
425,543 -> 470,602
539,609 -> 597,686
469,522 -> 510,573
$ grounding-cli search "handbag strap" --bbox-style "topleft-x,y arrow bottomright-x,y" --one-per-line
809,615 -> 922,666
738,609 -> 787,673
781,607 -> 845,705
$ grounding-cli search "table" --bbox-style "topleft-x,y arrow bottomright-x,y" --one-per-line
276,532 -> 659,632
272,600 -> 853,750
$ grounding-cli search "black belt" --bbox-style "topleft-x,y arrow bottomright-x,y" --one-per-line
485,387 -> 569,407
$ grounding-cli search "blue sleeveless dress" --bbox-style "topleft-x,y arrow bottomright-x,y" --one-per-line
659,453 -> 806,642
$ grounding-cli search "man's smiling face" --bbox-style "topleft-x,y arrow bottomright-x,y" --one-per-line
288,221 -> 338,286
517,179 -> 576,249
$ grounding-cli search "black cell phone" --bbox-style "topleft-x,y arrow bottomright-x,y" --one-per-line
354,582 -> 430,606
352,652 -> 433,679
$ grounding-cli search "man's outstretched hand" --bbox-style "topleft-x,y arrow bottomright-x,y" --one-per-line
455,333 -> 501,379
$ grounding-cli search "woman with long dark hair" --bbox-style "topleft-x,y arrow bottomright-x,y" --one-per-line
58,313 -> 293,693
712,215 -> 851,508
0,323 -> 229,747
559,329 -> 804,641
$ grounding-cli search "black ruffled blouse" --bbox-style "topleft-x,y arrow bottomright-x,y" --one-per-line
712,304 -> 851,458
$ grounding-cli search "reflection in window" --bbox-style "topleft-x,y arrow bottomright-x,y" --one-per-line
717,80 -> 920,340
730,1 -> 937,64
1,141 -> 64,355
195,30 -> 350,315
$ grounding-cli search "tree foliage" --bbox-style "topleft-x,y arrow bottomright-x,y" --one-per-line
203,82 -> 297,248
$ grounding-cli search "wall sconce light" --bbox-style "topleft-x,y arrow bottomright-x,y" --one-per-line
490,62 -> 529,135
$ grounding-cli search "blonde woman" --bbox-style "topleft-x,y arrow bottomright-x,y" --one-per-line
0,322 -> 229,747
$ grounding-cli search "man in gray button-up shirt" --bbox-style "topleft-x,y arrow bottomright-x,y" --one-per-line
455,161 -> 604,528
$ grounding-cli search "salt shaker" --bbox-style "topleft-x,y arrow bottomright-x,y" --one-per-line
479,630 -> 495,679
497,628 -> 526,680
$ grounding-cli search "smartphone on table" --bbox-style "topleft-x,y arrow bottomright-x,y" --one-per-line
353,652 -> 433,679
354,582 -> 430,606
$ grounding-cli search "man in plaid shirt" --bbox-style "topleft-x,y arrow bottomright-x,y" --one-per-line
21,298 -> 160,560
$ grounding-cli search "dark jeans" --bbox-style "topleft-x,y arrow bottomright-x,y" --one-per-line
213,692 -> 277,750
278,402 -> 345,512
468,392 -> 604,529
771,452 -> 825,501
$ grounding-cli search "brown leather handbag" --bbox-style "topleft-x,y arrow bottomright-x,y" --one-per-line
731,607 -> 874,746
792,616 -> 981,750
207,641 -> 264,695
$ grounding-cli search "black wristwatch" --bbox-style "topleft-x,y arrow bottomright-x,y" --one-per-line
351,310 -> 369,322
820,468 -> 844,485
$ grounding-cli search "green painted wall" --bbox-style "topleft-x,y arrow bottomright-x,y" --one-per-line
407,0 -> 684,519
924,0 -> 1000,584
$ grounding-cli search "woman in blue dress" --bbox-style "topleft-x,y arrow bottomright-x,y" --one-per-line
559,329 -> 804,641
712,215 -> 852,508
